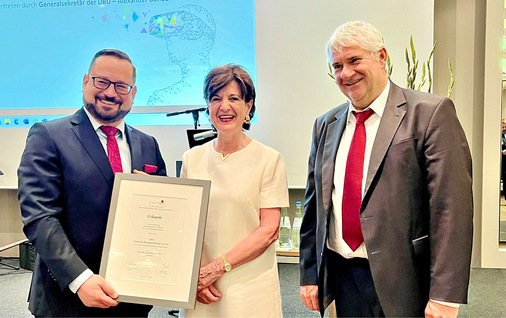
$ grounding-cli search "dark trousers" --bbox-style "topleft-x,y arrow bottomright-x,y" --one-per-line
327,249 -> 384,317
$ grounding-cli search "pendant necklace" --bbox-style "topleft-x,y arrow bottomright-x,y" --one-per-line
221,153 -> 231,161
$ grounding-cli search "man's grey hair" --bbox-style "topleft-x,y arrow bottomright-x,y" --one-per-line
326,21 -> 385,61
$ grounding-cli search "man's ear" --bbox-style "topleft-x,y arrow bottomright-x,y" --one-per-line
82,74 -> 89,91
131,85 -> 137,99
378,47 -> 388,67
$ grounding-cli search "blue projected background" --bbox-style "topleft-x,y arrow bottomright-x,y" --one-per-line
0,0 -> 255,126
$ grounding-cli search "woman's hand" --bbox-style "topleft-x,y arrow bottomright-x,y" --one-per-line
198,259 -> 224,291
196,284 -> 222,304
194,207 -> 281,305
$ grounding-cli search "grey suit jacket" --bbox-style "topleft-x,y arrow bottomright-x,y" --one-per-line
299,83 -> 473,317
18,108 -> 167,317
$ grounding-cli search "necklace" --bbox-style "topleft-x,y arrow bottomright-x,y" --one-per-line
221,153 -> 231,161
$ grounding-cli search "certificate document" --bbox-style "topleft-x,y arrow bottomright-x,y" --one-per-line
100,173 -> 210,309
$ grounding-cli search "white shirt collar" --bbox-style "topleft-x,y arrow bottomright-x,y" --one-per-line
346,80 -> 390,120
83,106 -> 126,136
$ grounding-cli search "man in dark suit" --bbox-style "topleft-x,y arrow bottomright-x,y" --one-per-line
299,21 -> 473,317
18,49 -> 167,317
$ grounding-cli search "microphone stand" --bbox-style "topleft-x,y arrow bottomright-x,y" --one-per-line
166,107 -> 207,129
166,107 -> 216,149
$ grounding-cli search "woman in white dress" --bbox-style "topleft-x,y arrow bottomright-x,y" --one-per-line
180,64 -> 289,318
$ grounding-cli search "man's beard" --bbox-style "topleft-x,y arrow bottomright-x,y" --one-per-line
84,96 -> 130,123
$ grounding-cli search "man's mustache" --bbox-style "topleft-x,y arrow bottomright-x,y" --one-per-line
97,94 -> 122,105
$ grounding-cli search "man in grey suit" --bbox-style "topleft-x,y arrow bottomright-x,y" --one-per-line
299,21 -> 473,317
18,49 -> 167,317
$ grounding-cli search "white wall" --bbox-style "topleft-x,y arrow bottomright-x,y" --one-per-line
252,0 -> 434,187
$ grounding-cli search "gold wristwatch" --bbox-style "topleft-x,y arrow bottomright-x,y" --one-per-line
220,255 -> 232,272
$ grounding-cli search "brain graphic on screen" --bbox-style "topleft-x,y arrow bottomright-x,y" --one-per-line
147,5 -> 216,106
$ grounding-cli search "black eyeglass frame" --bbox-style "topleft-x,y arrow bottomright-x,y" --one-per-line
88,75 -> 134,95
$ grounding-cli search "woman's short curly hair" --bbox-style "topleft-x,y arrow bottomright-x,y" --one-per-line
203,64 -> 256,130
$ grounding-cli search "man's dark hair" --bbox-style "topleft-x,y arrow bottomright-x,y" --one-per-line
88,49 -> 137,83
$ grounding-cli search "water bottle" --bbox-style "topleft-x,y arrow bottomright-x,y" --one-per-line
278,208 -> 291,249
291,201 -> 303,250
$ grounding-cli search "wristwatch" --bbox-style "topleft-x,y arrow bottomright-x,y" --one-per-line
220,255 -> 232,272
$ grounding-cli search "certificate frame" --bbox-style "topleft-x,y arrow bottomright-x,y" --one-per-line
99,173 -> 210,309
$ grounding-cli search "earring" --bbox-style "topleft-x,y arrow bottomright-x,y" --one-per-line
244,116 -> 251,124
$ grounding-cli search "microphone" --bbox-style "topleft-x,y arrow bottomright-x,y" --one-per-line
194,130 -> 217,141
166,107 -> 207,117
166,107 -> 207,129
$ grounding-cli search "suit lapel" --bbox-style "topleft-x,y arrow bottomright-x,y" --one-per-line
364,83 -> 406,196
322,105 -> 348,212
126,125 -> 141,172
70,108 -> 115,187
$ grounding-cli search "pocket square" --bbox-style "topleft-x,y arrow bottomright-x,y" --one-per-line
144,164 -> 157,173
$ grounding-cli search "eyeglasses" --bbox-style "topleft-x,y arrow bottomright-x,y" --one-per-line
89,75 -> 133,95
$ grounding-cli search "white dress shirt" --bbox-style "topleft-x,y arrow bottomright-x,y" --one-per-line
327,81 -> 390,259
84,107 -> 131,173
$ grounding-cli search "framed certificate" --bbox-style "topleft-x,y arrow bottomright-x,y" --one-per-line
99,173 -> 211,309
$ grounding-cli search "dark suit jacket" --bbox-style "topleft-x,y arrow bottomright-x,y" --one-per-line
18,108 -> 167,317
299,83 -> 473,317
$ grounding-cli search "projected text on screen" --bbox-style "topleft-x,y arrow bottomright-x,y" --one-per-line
0,0 -> 255,111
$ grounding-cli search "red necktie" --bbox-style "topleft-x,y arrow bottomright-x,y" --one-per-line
100,126 -> 123,174
342,109 -> 374,251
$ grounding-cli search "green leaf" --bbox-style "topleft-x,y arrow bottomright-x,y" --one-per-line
327,62 -> 335,79
447,59 -> 455,98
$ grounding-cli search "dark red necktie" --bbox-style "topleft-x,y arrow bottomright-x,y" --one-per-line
342,109 -> 374,251
100,126 -> 123,174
